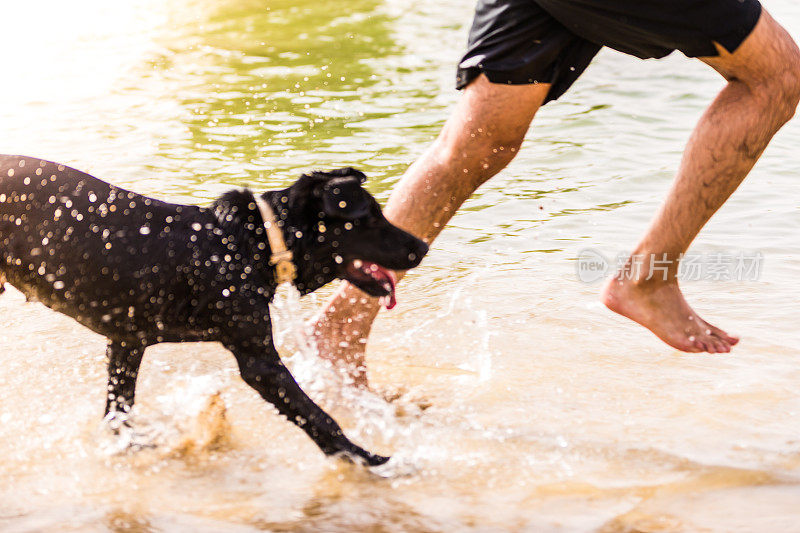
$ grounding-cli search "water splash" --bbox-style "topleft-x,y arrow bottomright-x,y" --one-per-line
397,270 -> 494,382
474,308 -> 492,383
98,374 -> 229,458
267,279 -> 507,476
270,284 -> 435,475
271,285 -> 405,425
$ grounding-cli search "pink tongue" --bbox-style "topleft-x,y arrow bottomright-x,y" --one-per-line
365,262 -> 397,310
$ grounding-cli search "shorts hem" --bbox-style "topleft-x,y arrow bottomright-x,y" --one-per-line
456,65 -> 559,104
456,66 -> 552,89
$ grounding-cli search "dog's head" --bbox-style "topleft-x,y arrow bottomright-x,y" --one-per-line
261,168 -> 428,306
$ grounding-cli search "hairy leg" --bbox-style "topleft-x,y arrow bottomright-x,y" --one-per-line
603,10 -> 800,353
312,75 -> 551,386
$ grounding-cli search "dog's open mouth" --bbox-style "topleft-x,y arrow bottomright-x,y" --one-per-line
344,260 -> 397,309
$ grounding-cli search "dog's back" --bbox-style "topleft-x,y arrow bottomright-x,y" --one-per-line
0,155 -> 214,338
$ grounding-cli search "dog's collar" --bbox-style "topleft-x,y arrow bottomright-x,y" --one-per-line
254,195 -> 297,285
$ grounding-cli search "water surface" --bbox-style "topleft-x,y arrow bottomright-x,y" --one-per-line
1,0 -> 800,531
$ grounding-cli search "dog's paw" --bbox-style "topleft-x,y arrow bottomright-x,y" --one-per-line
332,447 -> 391,468
364,453 -> 391,467
367,455 -> 419,478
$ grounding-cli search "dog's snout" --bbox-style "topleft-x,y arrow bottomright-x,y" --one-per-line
405,237 -> 428,267
412,240 -> 428,264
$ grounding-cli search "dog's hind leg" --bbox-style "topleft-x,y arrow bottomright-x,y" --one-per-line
105,339 -> 145,418
226,338 -> 389,466
0,271 -> 5,295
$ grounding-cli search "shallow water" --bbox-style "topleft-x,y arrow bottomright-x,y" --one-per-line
2,0 -> 800,531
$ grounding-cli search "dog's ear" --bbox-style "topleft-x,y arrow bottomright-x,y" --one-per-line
303,168 -> 370,219
319,176 -> 371,219
311,167 -> 367,185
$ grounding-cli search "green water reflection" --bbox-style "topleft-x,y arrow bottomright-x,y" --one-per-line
141,0 -> 423,195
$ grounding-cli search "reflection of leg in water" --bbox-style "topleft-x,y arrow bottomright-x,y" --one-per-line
312,75 -> 550,386
604,10 -> 800,353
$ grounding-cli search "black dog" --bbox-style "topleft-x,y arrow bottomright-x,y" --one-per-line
0,155 -> 427,466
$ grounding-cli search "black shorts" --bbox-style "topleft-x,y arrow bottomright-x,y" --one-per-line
457,0 -> 762,103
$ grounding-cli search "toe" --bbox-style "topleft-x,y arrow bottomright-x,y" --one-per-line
709,337 -> 726,354
708,324 -> 739,346
727,334 -> 740,346
715,335 -> 732,353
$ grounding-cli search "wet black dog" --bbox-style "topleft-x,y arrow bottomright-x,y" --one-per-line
0,155 -> 427,466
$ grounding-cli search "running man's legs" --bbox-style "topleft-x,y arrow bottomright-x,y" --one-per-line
314,7 -> 800,385
602,9 -> 800,353
312,75 -> 551,386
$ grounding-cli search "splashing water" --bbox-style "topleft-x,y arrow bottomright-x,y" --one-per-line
270,284 -> 425,475
268,279 -> 505,476
398,270 -> 494,382
97,374 -> 230,457
474,308 -> 492,383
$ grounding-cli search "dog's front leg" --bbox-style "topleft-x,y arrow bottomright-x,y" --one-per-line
105,339 -> 145,419
225,337 -> 389,466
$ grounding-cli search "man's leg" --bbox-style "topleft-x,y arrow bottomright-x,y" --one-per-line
312,75 -> 551,386
603,10 -> 800,353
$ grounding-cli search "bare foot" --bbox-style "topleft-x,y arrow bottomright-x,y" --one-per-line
601,276 -> 739,353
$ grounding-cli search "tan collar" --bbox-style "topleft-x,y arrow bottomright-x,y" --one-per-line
254,195 -> 297,285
